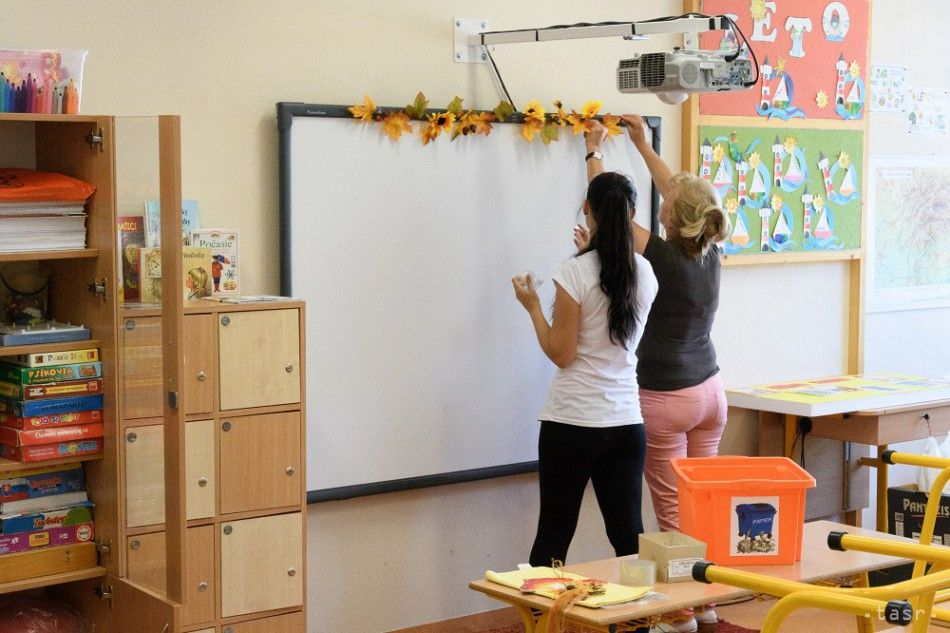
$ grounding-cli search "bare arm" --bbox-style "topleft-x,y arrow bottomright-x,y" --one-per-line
511,277 -> 579,368
620,114 -> 676,199
584,122 -> 607,183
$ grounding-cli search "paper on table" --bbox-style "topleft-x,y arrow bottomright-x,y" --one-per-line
485,566 -> 648,607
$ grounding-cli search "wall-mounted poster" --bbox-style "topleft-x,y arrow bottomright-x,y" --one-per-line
699,125 -> 863,254
699,0 -> 869,120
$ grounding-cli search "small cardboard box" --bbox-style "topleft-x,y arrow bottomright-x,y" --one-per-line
638,531 -> 707,583
887,484 -> 950,545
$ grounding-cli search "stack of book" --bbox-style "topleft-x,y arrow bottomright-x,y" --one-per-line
0,168 -> 95,253
0,464 -> 94,555
0,348 -> 103,463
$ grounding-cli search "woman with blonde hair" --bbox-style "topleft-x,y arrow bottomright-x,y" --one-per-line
581,115 -> 729,631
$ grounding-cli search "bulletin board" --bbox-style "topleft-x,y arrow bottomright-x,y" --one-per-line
699,0 -> 870,121
698,125 -> 863,254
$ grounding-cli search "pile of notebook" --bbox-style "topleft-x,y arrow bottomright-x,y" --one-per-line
0,348 -> 103,462
0,464 -> 93,555
0,168 -> 96,252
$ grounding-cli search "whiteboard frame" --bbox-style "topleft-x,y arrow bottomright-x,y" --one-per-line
276,102 -> 662,502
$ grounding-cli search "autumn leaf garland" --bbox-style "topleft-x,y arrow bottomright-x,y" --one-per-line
347,93 -> 625,145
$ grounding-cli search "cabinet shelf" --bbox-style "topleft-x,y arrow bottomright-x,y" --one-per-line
0,338 -> 101,358
0,249 -> 100,263
0,453 -> 102,473
0,565 -> 107,596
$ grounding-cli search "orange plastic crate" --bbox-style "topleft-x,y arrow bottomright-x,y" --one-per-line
671,456 -> 815,566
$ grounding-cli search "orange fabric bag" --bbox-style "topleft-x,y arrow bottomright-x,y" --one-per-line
0,168 -> 95,203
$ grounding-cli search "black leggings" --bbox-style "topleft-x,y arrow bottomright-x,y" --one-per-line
529,421 -> 646,567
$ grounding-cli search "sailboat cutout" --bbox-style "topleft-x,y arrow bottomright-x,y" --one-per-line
773,75 -> 790,107
749,169 -> 766,196
784,154 -> 804,185
813,211 -> 833,239
839,165 -> 856,197
731,213 -> 750,246
713,161 -> 733,186
772,212 -> 790,244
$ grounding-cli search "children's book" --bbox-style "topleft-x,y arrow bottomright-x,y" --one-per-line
190,229 -> 239,295
182,247 -> 213,301
139,247 -> 214,302
143,199 -> 200,247
116,215 -> 144,302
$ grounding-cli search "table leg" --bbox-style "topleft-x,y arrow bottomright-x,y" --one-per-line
877,444 -> 889,533
784,414 -> 798,459
512,605 -> 540,633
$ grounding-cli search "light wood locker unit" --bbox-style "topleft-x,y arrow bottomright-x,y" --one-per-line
122,314 -> 215,417
223,612 -> 304,633
192,629 -> 216,633
220,512 -> 303,617
218,309 -> 300,410
125,425 -> 165,527
218,411 -> 301,514
125,420 -> 216,526
126,527 -> 216,626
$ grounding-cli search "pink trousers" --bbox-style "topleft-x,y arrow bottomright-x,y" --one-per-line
640,373 -> 727,532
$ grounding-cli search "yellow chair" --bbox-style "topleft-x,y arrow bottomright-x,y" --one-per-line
689,450 -> 950,632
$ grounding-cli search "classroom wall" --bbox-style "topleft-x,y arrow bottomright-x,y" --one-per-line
3,2 -> 684,631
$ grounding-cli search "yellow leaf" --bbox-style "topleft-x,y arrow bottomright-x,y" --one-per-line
566,112 -> 589,135
541,123 -> 560,145
421,122 -> 442,145
601,114 -> 623,137
406,92 -> 429,119
581,100 -> 602,119
521,119 -> 544,142
381,112 -> 412,141
348,95 -> 376,122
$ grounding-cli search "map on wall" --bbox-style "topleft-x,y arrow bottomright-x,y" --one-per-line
699,0 -> 869,120
868,157 -> 950,310
699,125 -> 863,254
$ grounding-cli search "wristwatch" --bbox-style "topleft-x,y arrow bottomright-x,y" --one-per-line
585,150 -> 603,162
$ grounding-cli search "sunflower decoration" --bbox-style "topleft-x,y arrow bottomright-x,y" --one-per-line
422,111 -> 456,145
581,100 -> 602,120
601,114 -> 624,137
521,100 -> 546,142
750,0 -> 768,21
815,90 -> 829,109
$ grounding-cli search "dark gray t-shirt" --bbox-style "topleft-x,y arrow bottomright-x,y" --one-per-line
636,233 -> 720,391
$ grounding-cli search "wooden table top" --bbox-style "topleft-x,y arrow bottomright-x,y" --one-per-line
469,520 -> 912,629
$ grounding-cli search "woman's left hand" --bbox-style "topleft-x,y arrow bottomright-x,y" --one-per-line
573,224 -> 591,251
511,274 -> 540,311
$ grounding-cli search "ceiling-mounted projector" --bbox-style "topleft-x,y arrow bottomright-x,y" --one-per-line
617,50 -> 754,103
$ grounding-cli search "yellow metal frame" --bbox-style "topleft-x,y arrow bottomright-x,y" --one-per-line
696,452 -> 950,632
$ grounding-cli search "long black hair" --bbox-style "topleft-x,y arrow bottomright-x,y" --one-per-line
580,172 -> 639,348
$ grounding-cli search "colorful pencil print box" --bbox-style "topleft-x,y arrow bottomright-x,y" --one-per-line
0,49 -> 87,114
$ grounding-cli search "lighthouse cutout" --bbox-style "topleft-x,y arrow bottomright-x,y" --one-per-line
760,57 -> 773,110
802,186 -> 814,239
700,139 -> 713,182
835,54 -> 848,105
772,136 -> 783,188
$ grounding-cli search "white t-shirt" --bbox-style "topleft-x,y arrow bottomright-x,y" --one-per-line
538,251 -> 658,427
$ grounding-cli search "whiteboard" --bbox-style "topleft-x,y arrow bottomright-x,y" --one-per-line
277,103 -> 660,499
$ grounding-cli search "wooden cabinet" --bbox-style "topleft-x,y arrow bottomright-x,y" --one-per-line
0,115 -> 305,632
220,513 -> 303,617
219,411 -> 301,514
218,309 -> 300,410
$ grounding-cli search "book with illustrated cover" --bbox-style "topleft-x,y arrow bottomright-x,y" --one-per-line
0,409 -> 103,430
7,348 -> 99,368
116,215 -> 144,302
0,378 -> 102,401
0,422 -> 104,447
0,361 -> 102,385
190,229 -> 239,295
144,199 -> 200,247
139,247 -> 214,302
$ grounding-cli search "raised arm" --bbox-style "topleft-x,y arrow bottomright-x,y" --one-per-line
584,123 -> 607,183
620,114 -> 675,199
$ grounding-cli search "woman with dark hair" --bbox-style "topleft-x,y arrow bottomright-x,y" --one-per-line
512,170 -> 658,567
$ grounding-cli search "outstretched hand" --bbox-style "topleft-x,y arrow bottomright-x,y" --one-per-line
584,120 -> 608,151
511,273 -> 541,312
573,224 -> 591,251
619,114 -> 648,148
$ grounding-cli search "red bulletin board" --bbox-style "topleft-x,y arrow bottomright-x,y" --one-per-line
699,0 -> 869,120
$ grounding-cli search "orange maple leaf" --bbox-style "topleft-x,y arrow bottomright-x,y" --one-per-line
566,111 -> 590,135
601,114 -> 623,137
472,111 -> 495,135
521,118 -> 544,142
348,95 -> 376,122
381,112 -> 412,141
421,122 -> 441,145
